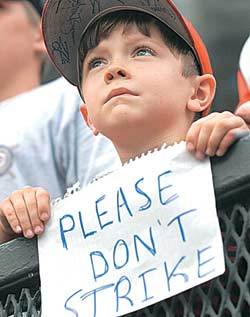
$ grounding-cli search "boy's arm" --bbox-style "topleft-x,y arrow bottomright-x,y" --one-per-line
0,187 -> 51,244
186,111 -> 249,160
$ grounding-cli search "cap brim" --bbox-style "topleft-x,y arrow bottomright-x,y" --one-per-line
42,0 -> 199,87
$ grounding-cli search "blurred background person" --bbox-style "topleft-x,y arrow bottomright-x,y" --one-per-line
0,0 -> 120,208
0,0 -> 44,101
235,35 -> 250,128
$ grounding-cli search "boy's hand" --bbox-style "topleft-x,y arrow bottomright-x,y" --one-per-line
186,111 -> 249,160
235,101 -> 250,128
0,187 -> 50,241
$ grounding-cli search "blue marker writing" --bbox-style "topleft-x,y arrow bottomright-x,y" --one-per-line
157,170 -> 178,205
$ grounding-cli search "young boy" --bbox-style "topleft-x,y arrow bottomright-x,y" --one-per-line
0,0 -> 248,243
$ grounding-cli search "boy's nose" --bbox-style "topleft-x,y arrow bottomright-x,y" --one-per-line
104,66 -> 130,84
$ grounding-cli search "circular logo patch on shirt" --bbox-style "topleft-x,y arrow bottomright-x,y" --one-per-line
0,146 -> 13,176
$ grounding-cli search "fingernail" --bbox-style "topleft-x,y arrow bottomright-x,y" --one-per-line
25,229 -> 34,238
195,151 -> 205,160
34,226 -> 44,235
216,149 -> 224,157
205,148 -> 212,156
187,142 -> 194,152
41,213 -> 49,221
15,226 -> 22,234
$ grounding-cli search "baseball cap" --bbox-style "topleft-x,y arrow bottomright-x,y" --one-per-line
237,35 -> 250,106
42,0 -> 213,114
26,0 -> 43,15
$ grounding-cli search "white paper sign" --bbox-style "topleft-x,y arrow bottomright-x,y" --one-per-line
38,142 -> 225,317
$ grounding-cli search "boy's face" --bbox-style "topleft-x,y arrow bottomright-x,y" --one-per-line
81,23 -> 198,146
0,0 -> 39,86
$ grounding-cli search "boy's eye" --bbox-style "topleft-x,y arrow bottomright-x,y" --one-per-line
88,58 -> 105,70
134,47 -> 155,57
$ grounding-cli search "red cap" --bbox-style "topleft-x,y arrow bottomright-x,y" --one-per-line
42,0 -> 213,115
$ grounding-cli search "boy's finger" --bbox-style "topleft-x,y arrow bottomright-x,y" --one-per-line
9,191 -> 34,238
195,120 -> 217,159
186,113 -> 218,153
0,198 -> 22,235
205,115 -> 233,156
186,122 -> 201,152
35,188 -> 51,222
23,189 -> 44,235
216,128 -> 250,157
206,127 -> 228,157
215,129 -> 238,156
207,116 -> 247,156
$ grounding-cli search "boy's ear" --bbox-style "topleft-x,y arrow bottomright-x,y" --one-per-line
80,104 -> 99,136
187,74 -> 216,113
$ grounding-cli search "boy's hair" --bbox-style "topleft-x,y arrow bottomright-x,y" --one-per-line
78,11 -> 200,85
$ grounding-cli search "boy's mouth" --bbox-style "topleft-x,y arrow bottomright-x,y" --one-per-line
105,88 -> 138,103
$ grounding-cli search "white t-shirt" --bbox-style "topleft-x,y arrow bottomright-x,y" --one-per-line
0,78 -> 120,200
239,35 -> 250,88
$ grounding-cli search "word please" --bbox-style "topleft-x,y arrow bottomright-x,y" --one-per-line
59,170 -> 178,250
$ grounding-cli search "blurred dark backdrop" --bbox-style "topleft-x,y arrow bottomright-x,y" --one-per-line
175,0 -> 250,113
42,1 -> 250,113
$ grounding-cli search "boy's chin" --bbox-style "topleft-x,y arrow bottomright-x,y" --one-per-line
106,94 -> 139,106
103,121 -> 151,142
